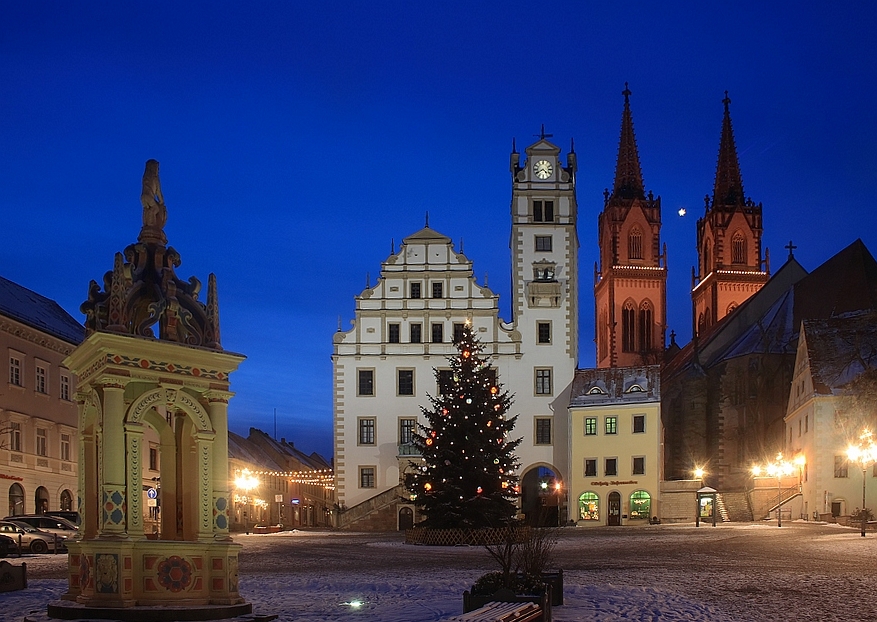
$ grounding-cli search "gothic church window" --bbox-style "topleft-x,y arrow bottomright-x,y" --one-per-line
628,228 -> 643,260
731,232 -> 746,264
639,301 -> 653,352
622,301 -> 636,352
703,239 -> 712,274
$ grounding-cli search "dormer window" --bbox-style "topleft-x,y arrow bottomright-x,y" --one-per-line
626,384 -> 645,393
533,200 -> 554,223
587,386 -> 606,395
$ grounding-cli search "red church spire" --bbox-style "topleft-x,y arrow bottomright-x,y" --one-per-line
712,91 -> 746,207
610,83 -> 645,201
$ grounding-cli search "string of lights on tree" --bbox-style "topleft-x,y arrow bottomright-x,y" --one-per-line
404,322 -> 521,529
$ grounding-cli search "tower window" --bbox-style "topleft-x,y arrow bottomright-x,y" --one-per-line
535,235 -> 552,252
410,282 -> 422,299
432,282 -> 443,298
628,228 -> 643,260
357,369 -> 374,396
639,302 -> 653,352
535,368 -> 552,395
537,322 -> 551,344
703,238 -> 712,274
533,263 -> 556,281
535,417 -> 552,445
622,302 -> 636,352
732,232 -> 746,264
533,200 -> 554,223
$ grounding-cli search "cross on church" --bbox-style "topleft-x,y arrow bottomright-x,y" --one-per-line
785,240 -> 797,259
535,124 -> 553,140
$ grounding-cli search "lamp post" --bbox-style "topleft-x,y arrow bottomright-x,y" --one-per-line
751,453 -> 796,527
846,429 -> 877,537
234,468 -> 259,534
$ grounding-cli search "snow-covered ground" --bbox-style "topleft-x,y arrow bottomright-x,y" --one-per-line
6,522 -> 877,621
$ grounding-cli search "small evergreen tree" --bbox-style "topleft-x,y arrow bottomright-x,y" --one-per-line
405,323 -> 520,528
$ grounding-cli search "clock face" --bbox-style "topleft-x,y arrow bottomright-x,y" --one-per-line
534,160 -> 553,179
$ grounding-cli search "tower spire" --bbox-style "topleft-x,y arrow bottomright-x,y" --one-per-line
712,91 -> 745,207
611,82 -> 645,200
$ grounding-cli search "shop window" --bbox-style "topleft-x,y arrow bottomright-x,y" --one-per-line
579,492 -> 599,521
630,490 -> 651,520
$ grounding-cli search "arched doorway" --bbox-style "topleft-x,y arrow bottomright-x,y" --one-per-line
520,466 -> 562,527
35,486 -> 49,514
398,507 -> 414,531
8,484 -> 24,516
608,491 -> 621,526
60,489 -> 74,512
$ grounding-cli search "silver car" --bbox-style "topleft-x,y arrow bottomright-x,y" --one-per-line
0,520 -> 63,554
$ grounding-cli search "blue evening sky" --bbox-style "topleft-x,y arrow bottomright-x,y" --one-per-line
2,2 -> 875,458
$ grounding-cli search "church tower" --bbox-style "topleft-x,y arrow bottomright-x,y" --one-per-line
692,93 -> 769,336
509,129 -> 579,369
594,85 -> 667,368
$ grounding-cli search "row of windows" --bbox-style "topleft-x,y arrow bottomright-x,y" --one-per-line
357,368 -> 553,397
384,322 -> 553,345
579,490 -> 652,521
584,414 -> 646,436
8,354 -> 72,400
829,455 -> 877,479
790,415 -> 810,442
357,416 -> 553,447
7,423 -> 73,460
408,281 -> 447,299
584,456 -> 647,477
7,483 -> 75,516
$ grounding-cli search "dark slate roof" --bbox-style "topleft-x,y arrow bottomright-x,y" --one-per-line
0,276 -> 84,345
228,431 -> 287,471
802,311 -> 877,395
569,365 -> 661,407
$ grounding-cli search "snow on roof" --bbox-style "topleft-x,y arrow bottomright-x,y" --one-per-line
0,275 -> 84,345
802,311 -> 877,394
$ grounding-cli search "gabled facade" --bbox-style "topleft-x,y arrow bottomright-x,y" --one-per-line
595,86 -> 667,368
784,312 -> 877,521
333,136 -> 578,529
0,276 -> 83,517
569,365 -> 661,526
693,93 -> 769,336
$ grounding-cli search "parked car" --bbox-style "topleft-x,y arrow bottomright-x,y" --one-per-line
0,533 -> 20,558
4,515 -> 79,538
45,510 -> 81,526
0,520 -> 64,554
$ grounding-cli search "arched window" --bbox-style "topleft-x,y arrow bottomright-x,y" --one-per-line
598,309 -> 608,361
35,486 -> 49,514
60,489 -> 74,512
703,238 -> 712,274
622,301 -> 636,352
630,490 -> 651,520
9,483 -> 24,516
697,312 -> 705,336
628,228 -> 643,260
731,232 -> 746,264
639,301 -> 653,352
579,492 -> 600,521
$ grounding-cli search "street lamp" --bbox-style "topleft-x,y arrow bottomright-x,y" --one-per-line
751,453 -> 796,527
846,429 -> 877,537
234,469 -> 259,534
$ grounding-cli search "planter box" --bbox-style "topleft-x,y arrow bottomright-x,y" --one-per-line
531,570 -> 563,606
463,586 -> 552,622
253,525 -> 282,534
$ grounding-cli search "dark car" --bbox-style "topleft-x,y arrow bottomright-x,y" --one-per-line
45,510 -> 81,526
0,534 -> 20,558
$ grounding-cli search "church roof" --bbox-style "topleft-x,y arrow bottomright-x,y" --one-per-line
802,311 -> 877,395
0,275 -> 84,345
712,92 -> 746,207
665,239 -> 877,380
610,83 -> 645,202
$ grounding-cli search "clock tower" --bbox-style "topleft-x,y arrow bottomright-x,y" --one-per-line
509,129 -> 579,369
594,85 -> 667,368
692,93 -> 769,336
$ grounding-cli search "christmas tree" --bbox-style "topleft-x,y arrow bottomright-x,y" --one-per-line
405,322 -> 520,529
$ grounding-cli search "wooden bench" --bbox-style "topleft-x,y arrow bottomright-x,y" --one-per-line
446,601 -> 542,622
